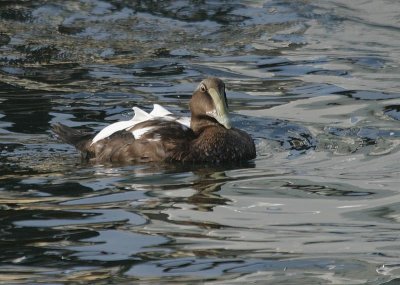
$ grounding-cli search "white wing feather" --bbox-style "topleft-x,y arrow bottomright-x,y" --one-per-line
91,120 -> 140,145
131,107 -> 152,121
177,117 -> 191,128
132,126 -> 155,139
91,104 -> 191,144
150,104 -> 172,117
91,107 -> 151,145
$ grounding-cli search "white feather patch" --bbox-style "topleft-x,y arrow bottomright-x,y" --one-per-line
91,107 -> 151,145
91,104 -> 191,144
132,107 -> 152,121
91,120 -> 136,145
132,126 -> 155,139
177,117 -> 190,128
150,104 -> 172,117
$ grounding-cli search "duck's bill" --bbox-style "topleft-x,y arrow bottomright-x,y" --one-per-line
208,88 -> 232,129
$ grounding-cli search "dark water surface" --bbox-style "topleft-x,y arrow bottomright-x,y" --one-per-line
1,1 -> 400,284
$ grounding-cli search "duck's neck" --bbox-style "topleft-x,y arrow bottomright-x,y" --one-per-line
190,116 -> 220,135
189,92 -> 222,134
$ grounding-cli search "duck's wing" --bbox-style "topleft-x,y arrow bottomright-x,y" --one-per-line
91,105 -> 190,145
90,107 -> 152,145
89,119 -> 194,163
126,119 -> 195,162
91,120 -> 141,145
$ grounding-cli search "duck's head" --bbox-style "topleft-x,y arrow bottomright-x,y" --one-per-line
189,77 -> 231,133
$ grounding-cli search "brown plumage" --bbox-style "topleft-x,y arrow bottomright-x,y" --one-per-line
52,77 -> 256,164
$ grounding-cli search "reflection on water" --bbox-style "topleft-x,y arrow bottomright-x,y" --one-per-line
1,0 -> 400,284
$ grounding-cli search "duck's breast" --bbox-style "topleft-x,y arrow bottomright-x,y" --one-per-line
182,126 -> 256,163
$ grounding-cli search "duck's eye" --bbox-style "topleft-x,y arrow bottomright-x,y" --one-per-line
200,84 -> 207,92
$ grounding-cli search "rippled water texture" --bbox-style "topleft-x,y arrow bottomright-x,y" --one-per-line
1,1 -> 400,284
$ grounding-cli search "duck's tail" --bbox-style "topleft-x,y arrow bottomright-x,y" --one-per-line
52,123 -> 92,152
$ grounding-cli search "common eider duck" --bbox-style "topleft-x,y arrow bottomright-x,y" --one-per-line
52,77 -> 256,164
